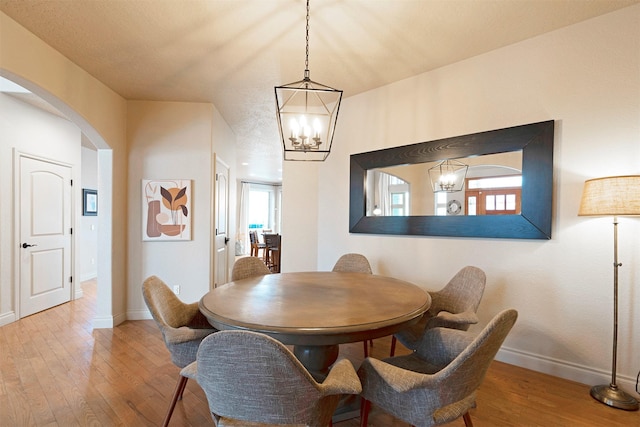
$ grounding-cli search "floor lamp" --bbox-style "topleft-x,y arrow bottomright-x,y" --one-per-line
578,175 -> 640,411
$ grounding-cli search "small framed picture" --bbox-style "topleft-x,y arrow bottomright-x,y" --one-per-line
83,189 -> 98,216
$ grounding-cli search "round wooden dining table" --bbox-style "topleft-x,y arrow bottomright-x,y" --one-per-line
199,271 -> 431,380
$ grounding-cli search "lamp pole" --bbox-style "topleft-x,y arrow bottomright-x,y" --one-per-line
589,216 -> 639,410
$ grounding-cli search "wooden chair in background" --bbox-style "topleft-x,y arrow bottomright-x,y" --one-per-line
249,230 -> 266,258
263,233 -> 281,273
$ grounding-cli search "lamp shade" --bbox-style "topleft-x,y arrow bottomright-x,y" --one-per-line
578,175 -> 640,216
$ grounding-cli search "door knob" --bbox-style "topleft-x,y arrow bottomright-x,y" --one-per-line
224,237 -> 230,244
22,243 -> 37,248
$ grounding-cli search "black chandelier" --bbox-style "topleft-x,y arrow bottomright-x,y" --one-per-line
275,0 -> 342,161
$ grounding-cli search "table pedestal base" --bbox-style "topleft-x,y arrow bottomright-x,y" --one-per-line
332,394 -> 361,423
293,344 -> 339,382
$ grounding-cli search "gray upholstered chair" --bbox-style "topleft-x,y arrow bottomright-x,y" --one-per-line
231,256 -> 271,281
331,253 -> 373,274
391,266 -> 486,356
142,275 -> 217,427
195,330 -> 362,427
332,253 -> 375,356
359,309 -> 518,427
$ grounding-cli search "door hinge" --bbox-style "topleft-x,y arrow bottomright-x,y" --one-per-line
70,228 -> 73,235
69,276 -> 73,283
70,179 -> 73,186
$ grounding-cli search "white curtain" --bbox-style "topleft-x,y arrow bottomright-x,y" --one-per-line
377,172 -> 391,216
237,182 -> 250,255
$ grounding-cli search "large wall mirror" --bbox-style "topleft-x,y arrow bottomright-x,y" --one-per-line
349,120 -> 554,239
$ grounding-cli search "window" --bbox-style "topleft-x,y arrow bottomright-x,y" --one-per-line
240,182 -> 282,256
248,189 -> 270,231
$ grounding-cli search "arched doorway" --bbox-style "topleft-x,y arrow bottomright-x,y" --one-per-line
0,72 -> 115,327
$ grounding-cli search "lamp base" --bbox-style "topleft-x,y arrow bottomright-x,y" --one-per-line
590,384 -> 639,411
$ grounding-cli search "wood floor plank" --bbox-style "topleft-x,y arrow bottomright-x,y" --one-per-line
1,279 -> 639,426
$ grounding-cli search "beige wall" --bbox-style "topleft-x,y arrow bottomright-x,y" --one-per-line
126,101 -> 236,316
1,12 -> 237,325
0,93 -> 81,322
285,6 -> 640,392
1,11 -> 128,327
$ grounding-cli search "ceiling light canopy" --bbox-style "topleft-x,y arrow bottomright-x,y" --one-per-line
275,0 -> 343,162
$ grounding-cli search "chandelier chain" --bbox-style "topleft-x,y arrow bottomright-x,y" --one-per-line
305,0 -> 310,73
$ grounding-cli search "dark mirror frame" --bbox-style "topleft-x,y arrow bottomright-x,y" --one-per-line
349,120 -> 554,239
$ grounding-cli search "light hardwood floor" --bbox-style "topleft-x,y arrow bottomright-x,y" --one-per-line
1,280 -> 638,426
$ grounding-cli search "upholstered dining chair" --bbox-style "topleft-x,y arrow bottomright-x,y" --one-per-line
359,309 -> 518,427
331,253 -> 375,356
142,275 -> 217,427
195,330 -> 362,427
231,256 -> 271,281
390,265 -> 486,356
331,253 -> 373,274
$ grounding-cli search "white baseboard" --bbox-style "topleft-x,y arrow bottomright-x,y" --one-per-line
92,315 -> 114,329
497,346 -> 639,395
92,311 -> 127,329
127,309 -> 152,321
0,311 -> 17,327
80,273 -> 97,282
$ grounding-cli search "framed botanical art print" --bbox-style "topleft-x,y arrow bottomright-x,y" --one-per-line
142,179 -> 192,241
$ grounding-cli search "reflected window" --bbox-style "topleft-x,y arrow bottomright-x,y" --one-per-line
467,196 -> 477,215
366,170 -> 410,216
468,175 -> 522,189
435,192 -> 447,216
391,192 -> 408,216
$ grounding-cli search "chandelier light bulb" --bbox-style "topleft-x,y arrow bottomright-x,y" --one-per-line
289,118 -> 300,139
313,118 -> 321,138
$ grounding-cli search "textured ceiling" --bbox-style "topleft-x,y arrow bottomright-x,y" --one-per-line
1,0 -> 638,181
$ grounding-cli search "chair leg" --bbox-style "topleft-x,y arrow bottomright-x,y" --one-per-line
177,375 -> 189,400
360,398 -> 371,427
363,340 -> 368,358
463,412 -> 473,427
163,375 -> 189,427
390,336 -> 397,357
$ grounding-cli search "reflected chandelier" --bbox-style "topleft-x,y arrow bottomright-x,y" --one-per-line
428,159 -> 469,193
275,0 -> 343,161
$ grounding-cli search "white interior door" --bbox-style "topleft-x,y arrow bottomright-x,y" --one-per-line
19,155 -> 72,317
214,157 -> 230,288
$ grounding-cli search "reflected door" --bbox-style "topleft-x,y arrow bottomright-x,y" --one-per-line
466,188 -> 521,215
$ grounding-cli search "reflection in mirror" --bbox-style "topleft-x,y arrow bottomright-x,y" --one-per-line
366,151 -> 522,217
349,120 -> 554,239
